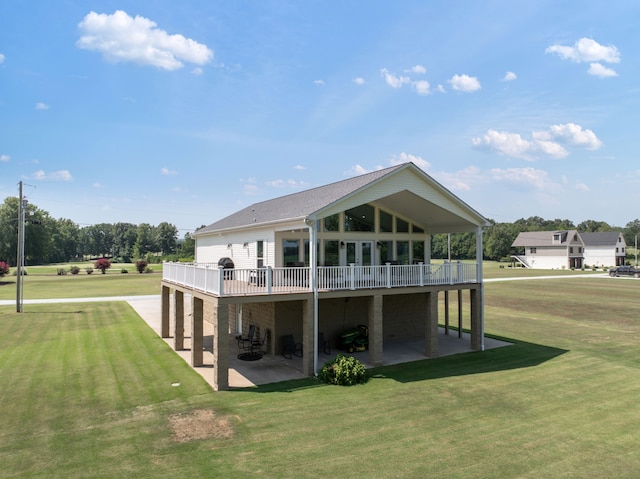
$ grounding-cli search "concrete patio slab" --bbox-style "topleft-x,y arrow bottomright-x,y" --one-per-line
127,295 -> 511,390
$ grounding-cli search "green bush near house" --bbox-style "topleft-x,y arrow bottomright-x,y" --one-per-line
318,354 -> 368,385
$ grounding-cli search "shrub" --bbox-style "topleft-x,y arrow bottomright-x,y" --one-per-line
121,268 -> 128,274
85,267 -> 93,275
135,259 -> 148,273
57,268 -> 67,275
94,258 -> 111,274
145,266 -> 153,274
0,261 -> 9,278
12,269 -> 27,276
70,265 -> 80,275
318,354 -> 368,386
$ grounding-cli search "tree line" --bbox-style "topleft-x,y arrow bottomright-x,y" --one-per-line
0,197 -> 197,266
2,196 -> 640,266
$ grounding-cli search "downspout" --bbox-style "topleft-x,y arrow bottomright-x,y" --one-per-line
476,226 -> 485,351
306,218 -> 319,376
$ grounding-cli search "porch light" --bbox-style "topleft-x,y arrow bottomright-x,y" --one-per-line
340,241 -> 345,249
227,243 -> 232,249
376,241 -> 382,248
243,242 -> 249,248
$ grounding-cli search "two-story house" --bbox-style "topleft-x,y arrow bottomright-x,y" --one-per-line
161,162 -> 491,390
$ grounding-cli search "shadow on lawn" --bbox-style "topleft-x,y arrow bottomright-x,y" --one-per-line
238,338 -> 568,393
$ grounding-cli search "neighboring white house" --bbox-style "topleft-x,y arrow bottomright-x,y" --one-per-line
161,162 -> 491,390
511,230 -> 626,269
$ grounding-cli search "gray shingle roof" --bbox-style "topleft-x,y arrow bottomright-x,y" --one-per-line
196,163 -> 406,235
511,230 -> 579,247
579,231 -> 622,246
512,230 -> 622,247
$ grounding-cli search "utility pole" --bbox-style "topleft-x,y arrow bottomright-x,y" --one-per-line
16,181 -> 25,313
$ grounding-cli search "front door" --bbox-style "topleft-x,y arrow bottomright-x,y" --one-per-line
345,241 -> 373,266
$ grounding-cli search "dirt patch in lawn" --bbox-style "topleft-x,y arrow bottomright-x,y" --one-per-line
168,409 -> 234,443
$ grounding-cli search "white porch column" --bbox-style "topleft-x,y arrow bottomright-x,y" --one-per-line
306,218 -> 319,376
475,226 -> 485,351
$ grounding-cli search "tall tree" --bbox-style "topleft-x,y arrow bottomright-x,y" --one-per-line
155,222 -> 178,255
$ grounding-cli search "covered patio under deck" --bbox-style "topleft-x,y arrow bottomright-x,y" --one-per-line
159,279 -> 486,391
131,293 -> 511,388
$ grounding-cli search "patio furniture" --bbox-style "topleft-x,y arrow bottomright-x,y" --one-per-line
251,328 -> 270,353
237,324 -> 256,351
282,334 -> 303,359
318,332 -> 331,355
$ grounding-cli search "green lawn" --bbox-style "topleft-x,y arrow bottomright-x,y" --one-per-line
1,274 -> 640,477
0,265 -> 161,300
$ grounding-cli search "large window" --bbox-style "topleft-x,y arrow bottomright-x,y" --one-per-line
396,241 -> 409,265
324,240 -> 339,266
380,241 -> 393,263
379,210 -> 393,233
412,240 -> 424,263
323,214 -> 339,232
283,240 -> 300,266
396,218 -> 409,233
344,204 -> 375,232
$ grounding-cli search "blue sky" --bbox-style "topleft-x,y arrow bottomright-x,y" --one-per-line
1,1 -> 638,234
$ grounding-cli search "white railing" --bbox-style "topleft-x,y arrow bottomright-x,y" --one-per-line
162,261 -> 478,297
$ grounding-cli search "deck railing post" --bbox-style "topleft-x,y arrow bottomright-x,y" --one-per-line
349,263 -> 356,290
385,262 -> 391,288
218,267 -> 225,296
419,262 -> 424,286
267,266 -> 273,294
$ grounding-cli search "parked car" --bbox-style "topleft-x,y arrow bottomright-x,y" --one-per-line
609,265 -> 640,278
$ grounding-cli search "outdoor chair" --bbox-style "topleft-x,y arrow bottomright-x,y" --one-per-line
237,324 -> 256,351
318,332 -> 331,355
251,328 -> 270,353
282,334 -> 303,359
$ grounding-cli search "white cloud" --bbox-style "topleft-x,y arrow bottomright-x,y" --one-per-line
76,10 -> 213,71
389,152 -> 431,171
436,84 -> 445,93
35,102 -> 50,110
575,182 -> 590,192
433,166 -> 483,191
412,80 -> 430,96
0,53 -> 5,64
0,154 -> 9,162
30,170 -> 73,181
352,77 -> 365,85
293,165 -> 305,170
490,167 -> 550,188
380,68 -> 410,88
161,167 -> 177,175
474,123 -> 602,161
546,37 -> 620,64
472,130 -> 548,161
191,67 -> 203,76
266,179 -> 309,189
588,62 -> 618,78
502,71 -> 517,81
92,182 -> 103,188
240,177 -> 258,195
533,123 -> 602,150
313,79 -> 325,86
448,74 -> 481,92
405,65 -> 426,74
348,164 -> 370,176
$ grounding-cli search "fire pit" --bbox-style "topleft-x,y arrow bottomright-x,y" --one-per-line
237,351 -> 263,361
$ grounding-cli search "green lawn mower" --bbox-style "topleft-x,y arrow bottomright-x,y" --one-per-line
338,324 -> 369,353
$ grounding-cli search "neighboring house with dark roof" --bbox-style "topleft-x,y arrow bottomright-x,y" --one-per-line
161,162 -> 491,390
511,230 -> 626,269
